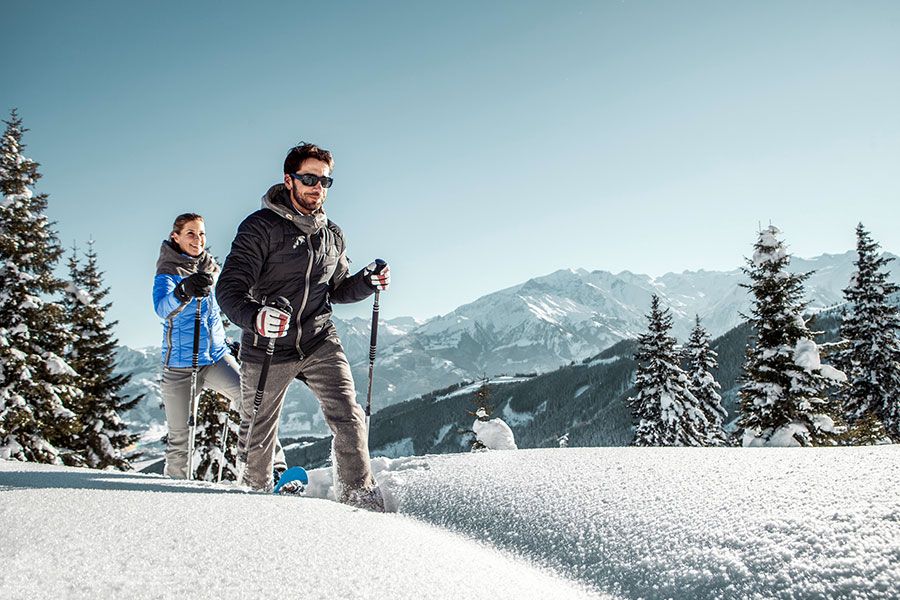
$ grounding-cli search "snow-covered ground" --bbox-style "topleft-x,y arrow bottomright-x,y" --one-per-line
3,446 -> 899,599
0,459 -> 601,600
321,447 -> 900,599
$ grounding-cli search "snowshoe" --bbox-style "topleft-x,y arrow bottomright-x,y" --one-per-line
273,466 -> 309,495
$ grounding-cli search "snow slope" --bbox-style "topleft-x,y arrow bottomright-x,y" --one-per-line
0,460 -> 601,600
314,447 -> 899,599
3,446 -> 898,599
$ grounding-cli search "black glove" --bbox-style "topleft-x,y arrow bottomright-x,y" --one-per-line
174,272 -> 214,302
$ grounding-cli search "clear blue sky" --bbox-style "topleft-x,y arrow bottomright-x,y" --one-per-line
3,1 -> 899,347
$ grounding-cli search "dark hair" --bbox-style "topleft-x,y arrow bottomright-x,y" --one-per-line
171,213 -> 204,236
284,142 -> 334,174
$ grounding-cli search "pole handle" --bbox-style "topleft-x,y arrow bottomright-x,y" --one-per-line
269,295 -> 292,313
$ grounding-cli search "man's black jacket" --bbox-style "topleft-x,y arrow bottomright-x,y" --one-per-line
216,184 -> 374,363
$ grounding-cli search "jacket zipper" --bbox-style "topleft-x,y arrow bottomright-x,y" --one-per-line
205,299 -> 212,358
294,233 -> 314,359
164,298 -> 192,369
164,315 -> 175,369
253,294 -> 267,348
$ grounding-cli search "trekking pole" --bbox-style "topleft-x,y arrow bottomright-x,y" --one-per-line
218,339 -> 241,484
365,259 -> 387,438
237,296 -> 292,487
186,297 -> 203,481
216,418 -> 228,484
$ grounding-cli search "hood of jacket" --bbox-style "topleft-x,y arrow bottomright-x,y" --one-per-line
155,241 -> 220,277
262,184 -> 328,236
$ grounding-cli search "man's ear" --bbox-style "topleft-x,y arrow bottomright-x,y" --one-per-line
283,173 -> 292,188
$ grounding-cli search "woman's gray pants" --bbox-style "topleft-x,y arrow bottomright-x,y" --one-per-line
161,353 -> 286,479
237,336 -> 374,497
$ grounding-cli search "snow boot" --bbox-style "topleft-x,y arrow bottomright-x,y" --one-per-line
346,485 -> 385,513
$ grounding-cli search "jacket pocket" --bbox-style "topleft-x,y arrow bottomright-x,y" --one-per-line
318,245 -> 339,284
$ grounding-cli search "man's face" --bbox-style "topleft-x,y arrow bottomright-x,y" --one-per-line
284,158 -> 331,215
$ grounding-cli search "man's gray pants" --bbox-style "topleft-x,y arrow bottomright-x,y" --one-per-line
161,354 -> 286,479
238,335 -> 374,497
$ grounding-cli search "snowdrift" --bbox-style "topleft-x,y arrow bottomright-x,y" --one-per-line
0,460 -> 602,600
312,446 -> 900,599
3,445 -> 899,599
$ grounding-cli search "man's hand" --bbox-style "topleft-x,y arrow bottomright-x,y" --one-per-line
174,272 -> 214,301
365,260 -> 390,291
255,305 -> 291,338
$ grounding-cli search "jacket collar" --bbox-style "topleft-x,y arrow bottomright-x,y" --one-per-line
155,240 -> 219,277
262,184 -> 327,236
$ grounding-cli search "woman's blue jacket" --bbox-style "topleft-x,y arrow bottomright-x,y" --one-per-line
153,241 -> 228,368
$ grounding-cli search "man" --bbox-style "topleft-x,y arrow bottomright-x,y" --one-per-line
216,142 -> 390,509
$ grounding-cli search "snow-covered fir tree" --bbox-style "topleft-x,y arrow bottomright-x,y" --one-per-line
837,223 -> 900,442
840,411 -> 892,446
187,264 -> 241,480
0,110 -> 81,463
63,240 -> 141,469
737,226 -> 846,447
628,295 -> 708,446
466,376 -> 493,450
456,376 -> 517,451
189,388 -> 239,481
470,377 -> 493,420
683,315 -> 728,446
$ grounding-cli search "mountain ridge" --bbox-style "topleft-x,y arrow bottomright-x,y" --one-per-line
118,250 -> 898,455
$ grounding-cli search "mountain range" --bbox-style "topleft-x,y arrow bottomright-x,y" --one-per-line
345,250 -> 892,407
285,310 -> 847,470
117,250 -> 897,459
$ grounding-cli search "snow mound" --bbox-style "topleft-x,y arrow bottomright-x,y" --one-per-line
0,460 -> 602,600
473,418 -> 518,450
366,447 -> 900,600
5,446 -> 898,600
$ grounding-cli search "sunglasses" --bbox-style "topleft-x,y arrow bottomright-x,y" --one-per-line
290,173 -> 334,188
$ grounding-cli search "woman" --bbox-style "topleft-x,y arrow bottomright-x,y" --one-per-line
152,213 -> 244,479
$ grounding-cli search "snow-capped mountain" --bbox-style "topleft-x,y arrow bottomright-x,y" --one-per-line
331,315 -> 422,363
354,251 -> 897,406
287,310 -> 848,471
118,251 -> 898,439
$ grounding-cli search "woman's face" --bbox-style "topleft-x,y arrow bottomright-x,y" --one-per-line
171,219 -> 206,257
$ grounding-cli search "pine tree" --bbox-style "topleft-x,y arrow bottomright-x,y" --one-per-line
469,376 -> 493,422
463,376 -> 493,450
737,226 -> 846,447
183,258 -> 242,481
628,295 -> 708,446
837,223 -> 900,441
63,240 -> 141,469
0,109 -> 81,463
839,410 -> 892,446
189,388 -> 240,481
683,315 -> 728,446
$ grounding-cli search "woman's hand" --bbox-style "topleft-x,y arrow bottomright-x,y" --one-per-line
174,272 -> 214,302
